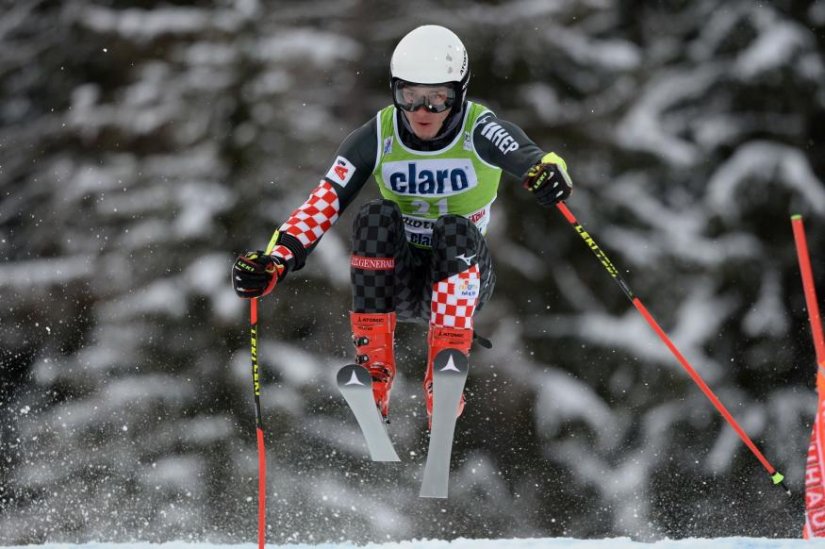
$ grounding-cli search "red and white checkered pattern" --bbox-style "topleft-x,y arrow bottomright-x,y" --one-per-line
430,264 -> 480,329
281,180 -> 340,248
270,244 -> 294,263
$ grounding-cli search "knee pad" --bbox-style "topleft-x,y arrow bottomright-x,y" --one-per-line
352,199 -> 404,256
430,215 -> 483,279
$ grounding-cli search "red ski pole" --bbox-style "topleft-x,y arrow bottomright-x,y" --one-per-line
250,297 -> 267,549
246,233 -> 283,548
555,201 -> 789,494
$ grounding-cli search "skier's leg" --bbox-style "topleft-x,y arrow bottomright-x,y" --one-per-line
424,215 -> 495,421
350,199 -> 417,418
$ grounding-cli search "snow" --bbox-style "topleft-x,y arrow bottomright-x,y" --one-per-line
255,29 -> 362,67
734,9 -> 813,80
706,141 -> 825,218
742,269 -> 788,339
0,255 -> 94,288
534,369 -> 618,450
4,0 -> 822,544
615,65 -> 722,167
601,179 -> 762,268
79,6 -> 242,41
1,538 -> 819,549
547,28 -> 641,72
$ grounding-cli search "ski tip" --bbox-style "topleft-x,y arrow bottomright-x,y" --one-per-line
337,363 -> 371,387
419,485 -> 448,499
419,492 -> 448,499
791,214 -> 802,221
433,349 -> 469,375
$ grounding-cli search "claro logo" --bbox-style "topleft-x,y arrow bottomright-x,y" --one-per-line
381,159 -> 478,196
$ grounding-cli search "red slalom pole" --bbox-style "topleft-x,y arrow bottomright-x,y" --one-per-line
791,215 -> 825,369
555,202 -> 789,494
791,215 -> 825,538
250,298 -> 267,549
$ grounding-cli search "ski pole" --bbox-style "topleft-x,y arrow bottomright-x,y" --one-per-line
247,232 -> 282,548
555,201 -> 789,494
249,297 -> 266,549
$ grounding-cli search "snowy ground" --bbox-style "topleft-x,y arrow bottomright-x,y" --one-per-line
4,539 -> 824,549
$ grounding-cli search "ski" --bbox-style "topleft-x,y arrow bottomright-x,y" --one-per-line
419,348 -> 469,499
336,364 -> 400,462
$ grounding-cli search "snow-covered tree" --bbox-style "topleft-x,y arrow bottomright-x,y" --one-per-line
1,0 -> 823,543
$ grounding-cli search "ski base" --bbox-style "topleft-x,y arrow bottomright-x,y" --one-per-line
419,348 -> 469,499
336,364 -> 400,462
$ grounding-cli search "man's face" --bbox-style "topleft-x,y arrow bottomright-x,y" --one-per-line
402,107 -> 451,141
394,83 -> 455,141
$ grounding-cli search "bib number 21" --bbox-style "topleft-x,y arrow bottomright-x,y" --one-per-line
412,198 -> 449,217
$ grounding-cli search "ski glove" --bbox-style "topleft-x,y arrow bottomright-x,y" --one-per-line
232,251 -> 286,298
523,152 -> 573,207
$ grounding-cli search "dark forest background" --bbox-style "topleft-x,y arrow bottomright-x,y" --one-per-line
2,0 -> 825,544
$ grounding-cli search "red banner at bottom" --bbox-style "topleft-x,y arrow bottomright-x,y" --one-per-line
804,380 -> 825,538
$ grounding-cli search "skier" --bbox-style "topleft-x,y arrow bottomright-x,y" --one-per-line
232,24 -> 572,426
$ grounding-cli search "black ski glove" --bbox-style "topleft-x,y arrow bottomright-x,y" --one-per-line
232,251 -> 287,298
522,152 -> 573,207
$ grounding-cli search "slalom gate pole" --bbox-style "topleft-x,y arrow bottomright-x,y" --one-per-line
791,215 -> 825,370
250,298 -> 267,549
555,202 -> 789,494
791,215 -> 825,538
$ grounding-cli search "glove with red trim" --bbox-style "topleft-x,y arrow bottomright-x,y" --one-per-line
523,152 -> 573,207
232,251 -> 286,298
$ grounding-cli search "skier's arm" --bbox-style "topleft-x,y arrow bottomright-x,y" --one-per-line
473,113 -> 572,206
232,119 -> 377,298
268,118 -> 378,274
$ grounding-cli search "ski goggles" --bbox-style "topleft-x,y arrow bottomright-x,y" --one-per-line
392,80 -> 458,113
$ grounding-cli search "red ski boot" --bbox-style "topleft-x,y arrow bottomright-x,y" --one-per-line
350,312 -> 397,419
424,324 -> 473,425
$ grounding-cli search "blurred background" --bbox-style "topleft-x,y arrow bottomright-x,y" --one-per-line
2,0 -> 825,544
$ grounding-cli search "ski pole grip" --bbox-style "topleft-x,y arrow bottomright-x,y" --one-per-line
265,229 -> 280,256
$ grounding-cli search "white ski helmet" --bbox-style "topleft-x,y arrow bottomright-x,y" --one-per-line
390,25 -> 470,108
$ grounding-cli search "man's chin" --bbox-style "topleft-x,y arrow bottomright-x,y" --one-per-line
414,127 -> 437,140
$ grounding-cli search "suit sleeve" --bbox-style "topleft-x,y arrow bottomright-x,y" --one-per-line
269,118 -> 378,272
472,112 -> 546,179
